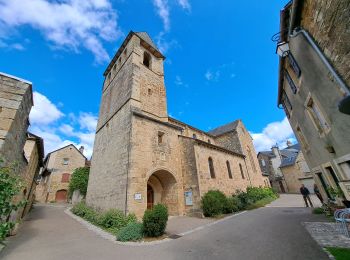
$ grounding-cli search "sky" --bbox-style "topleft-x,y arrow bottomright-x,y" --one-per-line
0,0 -> 295,158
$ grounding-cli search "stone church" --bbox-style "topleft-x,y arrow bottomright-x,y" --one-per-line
86,31 -> 268,218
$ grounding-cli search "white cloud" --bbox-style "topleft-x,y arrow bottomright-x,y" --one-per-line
152,0 -> 170,32
205,70 -> 220,81
251,117 -> 295,152
30,91 -> 64,125
0,0 -> 120,62
79,113 -> 98,132
29,92 -> 96,158
175,75 -> 183,86
177,0 -> 191,11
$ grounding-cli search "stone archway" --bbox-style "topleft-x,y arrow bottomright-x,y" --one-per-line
55,189 -> 67,202
147,170 -> 178,215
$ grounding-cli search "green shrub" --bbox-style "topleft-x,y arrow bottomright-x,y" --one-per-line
99,209 -> 127,230
117,222 -> 144,242
201,190 -> 227,217
143,204 -> 168,237
223,196 -> 239,213
126,213 -> 137,224
68,167 -> 90,198
233,187 -> 277,210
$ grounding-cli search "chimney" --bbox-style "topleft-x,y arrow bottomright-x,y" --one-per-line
286,140 -> 292,147
79,146 -> 84,154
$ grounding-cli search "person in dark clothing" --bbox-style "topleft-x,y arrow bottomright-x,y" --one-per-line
313,184 -> 324,204
300,184 -> 313,207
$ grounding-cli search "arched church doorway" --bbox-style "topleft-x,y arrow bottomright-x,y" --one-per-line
147,170 -> 178,215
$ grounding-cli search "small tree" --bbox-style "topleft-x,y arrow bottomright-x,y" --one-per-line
68,167 -> 90,198
0,159 -> 25,241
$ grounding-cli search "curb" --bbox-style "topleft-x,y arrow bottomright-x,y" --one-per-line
64,208 -> 247,246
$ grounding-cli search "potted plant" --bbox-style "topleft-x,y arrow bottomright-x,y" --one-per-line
327,186 -> 350,208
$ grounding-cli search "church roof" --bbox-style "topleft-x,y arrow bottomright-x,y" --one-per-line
280,155 -> 297,168
208,120 -> 240,136
135,32 -> 160,53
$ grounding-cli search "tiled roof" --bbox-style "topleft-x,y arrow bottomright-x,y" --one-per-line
208,120 -> 240,136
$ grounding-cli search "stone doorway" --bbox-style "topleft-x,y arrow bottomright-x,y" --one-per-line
147,185 -> 154,210
147,170 -> 178,215
55,189 -> 67,202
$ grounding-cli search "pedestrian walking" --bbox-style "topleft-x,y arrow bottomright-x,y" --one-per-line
313,184 -> 324,204
300,184 -> 313,207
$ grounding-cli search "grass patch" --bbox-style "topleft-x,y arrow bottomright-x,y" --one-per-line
245,196 -> 277,210
326,247 -> 350,260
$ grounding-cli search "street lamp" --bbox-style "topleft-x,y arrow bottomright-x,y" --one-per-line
339,95 -> 350,115
276,41 -> 290,57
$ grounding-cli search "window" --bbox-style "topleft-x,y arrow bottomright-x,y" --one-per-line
287,53 -> 301,77
261,159 -> 266,167
61,173 -> 70,183
158,131 -> 164,144
63,158 -> 69,165
339,161 -> 350,180
113,64 -> 116,71
325,166 -> 340,187
226,161 -> 233,179
296,126 -> 309,151
284,70 -> 297,94
306,96 -> 330,134
208,139 -> 211,144
143,52 -> 151,68
208,157 -> 215,178
124,48 -> 127,56
192,134 -> 197,139
281,91 -> 292,118
239,163 -> 245,179
107,72 -> 111,82
148,88 -> 152,95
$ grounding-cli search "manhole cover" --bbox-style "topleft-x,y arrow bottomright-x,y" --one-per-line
168,234 -> 182,239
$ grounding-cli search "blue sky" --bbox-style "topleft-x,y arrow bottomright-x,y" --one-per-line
0,0 -> 295,157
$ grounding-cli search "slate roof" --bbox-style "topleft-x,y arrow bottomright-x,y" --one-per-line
208,120 -> 240,136
280,155 -> 297,168
259,151 -> 275,158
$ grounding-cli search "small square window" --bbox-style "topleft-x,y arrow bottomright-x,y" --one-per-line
148,88 -> 152,95
192,134 -> 197,139
63,158 -> 69,165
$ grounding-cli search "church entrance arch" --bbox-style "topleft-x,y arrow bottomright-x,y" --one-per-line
147,170 -> 178,215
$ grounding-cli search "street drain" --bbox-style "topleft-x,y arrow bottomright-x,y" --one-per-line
168,234 -> 182,239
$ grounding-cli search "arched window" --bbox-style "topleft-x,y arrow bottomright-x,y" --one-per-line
239,163 -> 245,179
143,52 -> 151,68
193,133 -> 197,139
226,161 -> 233,179
208,139 -> 211,144
208,157 -> 215,178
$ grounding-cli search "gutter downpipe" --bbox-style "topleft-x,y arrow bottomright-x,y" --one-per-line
290,29 -> 350,96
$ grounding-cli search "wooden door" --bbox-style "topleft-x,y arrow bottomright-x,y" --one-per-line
55,190 -> 67,202
147,185 -> 154,210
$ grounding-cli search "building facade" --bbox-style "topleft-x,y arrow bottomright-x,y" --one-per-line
36,144 -> 87,203
0,72 -> 33,170
86,31 -> 268,218
276,0 -> 350,202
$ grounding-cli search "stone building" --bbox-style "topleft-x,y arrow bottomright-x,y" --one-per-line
276,0 -> 350,202
36,144 -> 87,203
21,132 -> 44,217
0,72 -> 44,220
86,31 -> 268,218
279,150 -> 314,194
0,72 -> 33,170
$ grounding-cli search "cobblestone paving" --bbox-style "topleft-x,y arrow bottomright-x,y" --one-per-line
304,222 -> 350,248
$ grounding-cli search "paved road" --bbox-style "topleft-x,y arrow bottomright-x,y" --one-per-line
1,195 -> 329,260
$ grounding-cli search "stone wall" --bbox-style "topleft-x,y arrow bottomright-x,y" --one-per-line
127,115 -> 184,218
0,73 -> 32,171
86,103 -> 132,211
300,0 -> 350,88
